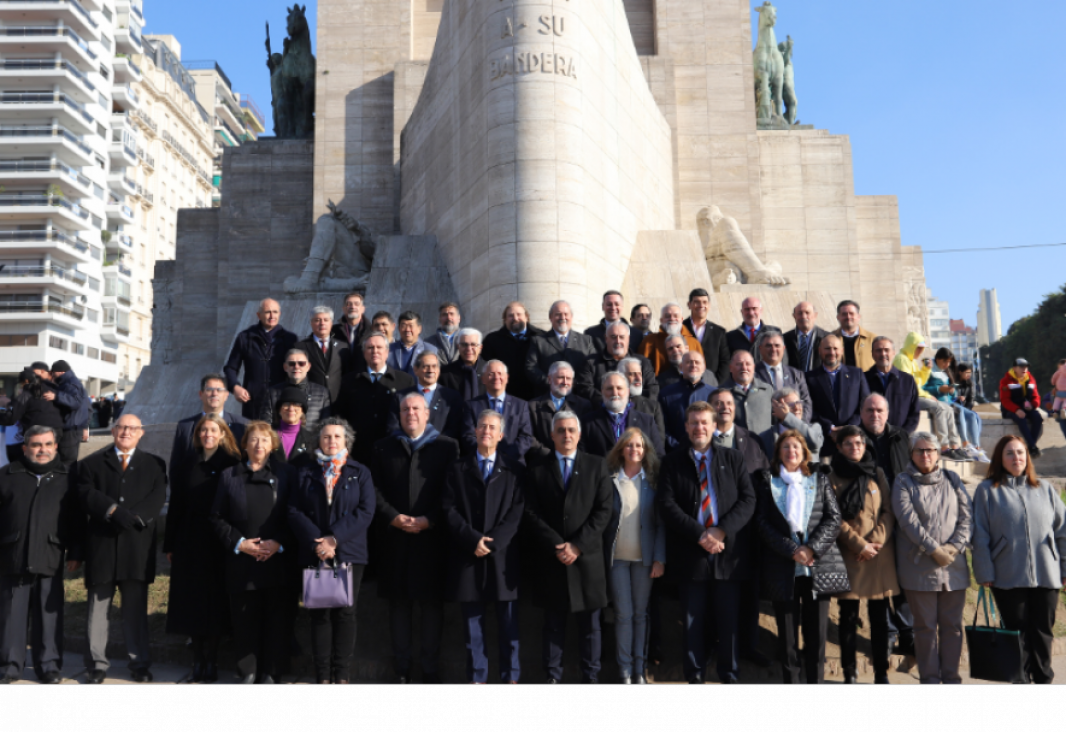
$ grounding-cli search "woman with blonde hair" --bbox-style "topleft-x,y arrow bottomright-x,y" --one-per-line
604,427 -> 665,684
972,435 -> 1066,684
163,414 -> 241,683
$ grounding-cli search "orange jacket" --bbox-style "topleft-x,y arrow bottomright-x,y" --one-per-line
638,329 -> 704,375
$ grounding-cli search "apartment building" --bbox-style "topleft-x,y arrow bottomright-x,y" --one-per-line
949,319 -> 978,364
927,295 -> 951,353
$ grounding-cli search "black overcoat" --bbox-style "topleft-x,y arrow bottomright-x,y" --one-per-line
0,459 -> 82,577
335,368 -> 416,466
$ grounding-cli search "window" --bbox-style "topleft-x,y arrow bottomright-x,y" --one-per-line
88,347 -> 100,359
0,334 -> 39,347
71,342 -> 85,356
101,351 -> 117,364
49,335 -> 68,350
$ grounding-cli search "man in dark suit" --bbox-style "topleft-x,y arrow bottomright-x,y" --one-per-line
524,300 -> 598,396
583,290 -> 634,353
170,373 -> 247,492
656,401 -> 756,684
0,426 -> 82,684
372,394 -> 460,684
725,296 -> 778,357
528,361 -> 591,459
461,361 -> 534,464
481,301 -> 545,401
335,333 -> 416,466
331,292 -> 369,372
387,311 -> 440,378
682,288 -> 731,383
783,301 -> 828,373
439,328 -> 489,402
386,352 -> 465,440
259,348 -> 331,424
298,307 -> 352,405
659,352 -> 716,451
223,298 -> 299,420
424,302 -> 462,366
805,334 -> 870,457
629,303 -> 652,353
523,411 -> 613,683
442,410 -> 525,684
78,414 -> 167,684
755,330 -> 812,423
864,336 -> 920,432
575,322 -> 658,403
720,351 -> 775,457
579,373 -> 664,458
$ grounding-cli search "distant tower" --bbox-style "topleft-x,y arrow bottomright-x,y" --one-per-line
976,289 -> 1003,347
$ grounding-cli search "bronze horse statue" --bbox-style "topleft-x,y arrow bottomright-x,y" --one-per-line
266,5 -> 315,139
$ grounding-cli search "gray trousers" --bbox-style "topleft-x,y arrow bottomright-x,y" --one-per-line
918,398 -> 961,448
908,588 -> 966,684
0,572 -> 65,679
85,580 -> 151,672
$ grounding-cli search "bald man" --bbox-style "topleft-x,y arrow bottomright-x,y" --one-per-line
783,301 -> 829,372
725,297 -> 779,357
223,297 -> 299,419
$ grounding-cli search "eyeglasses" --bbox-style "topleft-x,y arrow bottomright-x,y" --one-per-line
202,387 -> 226,394
913,448 -> 938,455
286,361 -> 309,367
114,426 -> 141,434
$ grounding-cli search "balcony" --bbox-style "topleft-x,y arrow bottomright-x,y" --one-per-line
238,93 -> 266,134
135,146 -> 154,169
0,192 -> 92,228
108,139 -> 137,168
0,91 -> 95,134
0,158 -> 96,199
0,26 -> 98,69
0,1 -> 102,40
113,24 -> 142,55
102,260 -> 132,279
112,54 -> 142,84
0,124 -> 95,166
100,322 -> 130,342
0,300 -> 87,328
0,263 -> 88,293
0,228 -> 93,262
105,197 -> 135,225
0,59 -> 98,104
111,82 -> 140,112
107,170 -> 136,196
134,109 -> 157,137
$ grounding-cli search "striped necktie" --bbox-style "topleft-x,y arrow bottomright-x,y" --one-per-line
697,455 -> 717,527
798,332 -> 810,370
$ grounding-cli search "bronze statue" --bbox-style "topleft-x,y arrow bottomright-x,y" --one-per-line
266,5 -> 315,139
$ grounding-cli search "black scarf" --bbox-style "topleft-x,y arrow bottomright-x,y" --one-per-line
21,455 -> 62,476
830,450 -> 878,521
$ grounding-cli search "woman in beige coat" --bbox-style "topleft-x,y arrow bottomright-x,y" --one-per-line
829,426 -> 900,685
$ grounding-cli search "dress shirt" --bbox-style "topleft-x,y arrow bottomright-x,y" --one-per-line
555,450 -> 577,489
743,323 -> 763,342
550,394 -> 566,411
114,446 -> 137,461
419,382 -> 437,403
554,330 -> 569,347
477,451 -> 497,481
488,393 -> 507,414
712,428 -> 735,449
766,363 -> 784,389
368,368 -> 385,382
690,446 -> 718,528
691,321 -> 707,342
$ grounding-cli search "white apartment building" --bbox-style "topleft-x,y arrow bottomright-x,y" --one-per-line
949,319 -> 979,364
976,287 -> 1003,348
927,295 -> 951,353
185,59 -> 264,206
0,0 -> 124,396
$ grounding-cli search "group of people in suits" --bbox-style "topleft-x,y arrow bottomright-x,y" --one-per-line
1,288 -> 1062,686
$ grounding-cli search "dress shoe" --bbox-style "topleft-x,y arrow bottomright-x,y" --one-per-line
318,679 -> 331,684
843,668 -> 857,684
130,669 -> 153,683
240,673 -> 257,684
40,671 -> 62,685
620,676 -> 632,685
891,641 -> 916,657
546,677 -> 560,684
256,675 -> 276,684
203,662 -> 218,684
633,671 -> 648,685
687,675 -> 705,684
190,662 -> 205,683
422,672 -> 442,684
874,674 -> 890,685
741,649 -> 772,668
0,673 -> 18,684
396,672 -> 410,684
85,669 -> 106,684
335,679 -> 349,684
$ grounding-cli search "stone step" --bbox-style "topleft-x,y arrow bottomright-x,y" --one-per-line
939,456 -> 989,481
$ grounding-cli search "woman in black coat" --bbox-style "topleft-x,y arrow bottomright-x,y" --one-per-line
209,421 -> 295,684
755,429 -> 846,684
287,418 -> 375,684
163,415 -> 241,683
270,385 -> 316,470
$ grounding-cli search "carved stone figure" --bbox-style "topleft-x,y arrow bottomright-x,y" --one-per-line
697,206 -> 790,287
753,2 -> 785,126
150,277 -> 174,365
903,266 -> 931,336
284,200 -> 380,294
266,5 -> 315,139
778,35 -> 798,125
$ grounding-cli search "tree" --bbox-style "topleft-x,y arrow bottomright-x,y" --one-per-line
981,284 -> 1066,400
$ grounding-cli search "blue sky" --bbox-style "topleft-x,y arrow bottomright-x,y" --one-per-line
145,0 -> 1065,331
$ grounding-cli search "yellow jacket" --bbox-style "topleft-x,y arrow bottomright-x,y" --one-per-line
892,331 -> 931,388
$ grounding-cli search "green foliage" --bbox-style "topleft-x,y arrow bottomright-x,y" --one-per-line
100,230 -> 112,244
45,184 -> 64,199
981,284 -> 1066,394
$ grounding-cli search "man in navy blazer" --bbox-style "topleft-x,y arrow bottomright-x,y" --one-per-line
783,301 -> 828,372
387,312 -> 440,377
298,306 -> 352,405
579,373 -> 664,458
863,336 -> 920,433
754,330 -> 812,423
461,361 -> 533,463
659,352 -> 716,451
386,352 -> 465,441
169,373 -> 247,489
805,334 -> 870,456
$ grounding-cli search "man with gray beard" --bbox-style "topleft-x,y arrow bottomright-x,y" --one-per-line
575,322 -> 658,403
638,303 -> 704,376
579,373 -> 664,458
528,362 -> 591,460
618,358 -> 667,446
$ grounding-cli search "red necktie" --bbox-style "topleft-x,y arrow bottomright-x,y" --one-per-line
321,341 -> 328,355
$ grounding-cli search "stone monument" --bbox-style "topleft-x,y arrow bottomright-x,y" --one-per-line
266,5 -> 316,139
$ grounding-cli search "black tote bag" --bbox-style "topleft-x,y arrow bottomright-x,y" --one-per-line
965,587 -> 1026,684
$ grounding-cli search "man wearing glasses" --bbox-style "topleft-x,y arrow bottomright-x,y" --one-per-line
259,349 -> 331,425
170,374 -> 248,485
77,415 -> 167,683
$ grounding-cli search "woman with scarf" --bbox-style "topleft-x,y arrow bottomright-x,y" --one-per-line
891,431 -> 973,684
164,415 -> 241,683
828,425 -> 899,684
755,429 -> 846,684
287,417 -> 375,684
209,421 -> 296,683
270,385 -> 317,469
999,358 -> 1043,456
972,435 -> 1066,684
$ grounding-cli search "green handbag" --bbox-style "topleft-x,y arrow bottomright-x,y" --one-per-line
964,587 -> 1026,684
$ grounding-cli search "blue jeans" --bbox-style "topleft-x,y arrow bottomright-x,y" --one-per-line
609,560 -> 654,678
955,405 -> 982,446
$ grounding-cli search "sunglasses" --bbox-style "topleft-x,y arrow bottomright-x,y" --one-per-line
286,361 -> 309,367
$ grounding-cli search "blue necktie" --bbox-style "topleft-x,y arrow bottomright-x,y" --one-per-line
480,458 -> 493,482
561,458 -> 572,490
798,332 -> 809,370
492,397 -> 503,415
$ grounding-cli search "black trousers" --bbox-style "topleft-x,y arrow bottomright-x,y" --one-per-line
230,586 -> 286,679
679,578 -> 741,682
887,588 -> 916,651
772,576 -> 829,684
388,598 -> 443,676
57,429 -> 80,468
309,564 -> 364,683
838,598 -> 891,675
0,572 -> 64,679
542,608 -> 601,682
991,586 -> 1058,684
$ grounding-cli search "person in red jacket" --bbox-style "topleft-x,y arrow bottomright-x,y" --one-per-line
999,358 -> 1043,456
